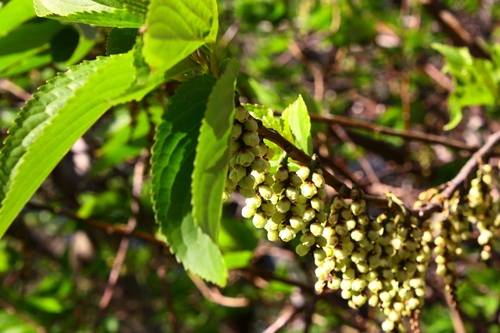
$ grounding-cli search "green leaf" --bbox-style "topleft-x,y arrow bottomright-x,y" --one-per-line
151,74 -> 227,286
115,0 -> 148,18
143,0 -> 218,72
0,19 -> 64,77
192,59 -> 239,239
282,95 -> 312,155
34,0 -> 144,27
0,0 -> 37,37
107,28 -> 138,55
27,296 -> 64,313
0,52 -> 137,239
223,250 -> 253,270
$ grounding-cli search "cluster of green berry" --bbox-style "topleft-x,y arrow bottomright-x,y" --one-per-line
224,106 -> 274,201
225,106 -> 327,244
416,163 -> 500,295
303,191 -> 430,332
463,164 -> 500,260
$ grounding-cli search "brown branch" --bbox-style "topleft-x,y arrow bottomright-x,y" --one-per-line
189,273 -> 250,307
157,265 -> 180,333
301,112 -> 479,152
417,131 -> 500,218
238,267 -> 315,295
94,152 -> 147,330
0,79 -> 32,101
420,0 -> 490,60
262,304 -> 304,333
258,121 -> 500,216
28,203 -> 164,246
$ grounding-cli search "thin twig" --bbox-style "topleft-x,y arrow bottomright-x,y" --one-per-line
330,124 -> 385,195
189,273 -> 250,307
0,79 -> 32,101
28,203 -> 164,246
445,291 -> 466,333
262,304 -> 304,333
417,131 -> 500,218
157,265 -> 180,333
276,111 -> 480,152
94,152 -> 147,331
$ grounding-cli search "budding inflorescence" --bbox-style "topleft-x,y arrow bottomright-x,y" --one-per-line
224,106 -> 500,333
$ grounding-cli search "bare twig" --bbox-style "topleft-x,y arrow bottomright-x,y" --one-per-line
420,0 -> 490,59
263,304 -> 303,333
28,203 -> 164,246
189,274 -> 250,307
0,79 -> 32,101
445,291 -> 466,333
417,131 -> 500,218
94,152 -> 147,330
283,112 -> 480,152
157,265 -> 180,333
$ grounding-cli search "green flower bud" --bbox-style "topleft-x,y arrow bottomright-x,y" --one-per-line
312,172 -> 325,188
300,232 -> 316,247
290,215 -> 306,230
237,149 -> 255,167
328,276 -> 341,290
296,166 -> 310,181
270,212 -> 286,224
285,186 -> 300,202
239,188 -> 256,198
258,185 -> 273,200
243,118 -> 259,131
295,244 -> 310,256
245,195 -> 262,210
332,196 -> 344,209
315,280 -> 326,293
229,165 -> 247,182
301,183 -> 318,198
272,181 -> 285,194
313,248 -> 327,262
274,167 -> 289,182
252,213 -> 267,228
241,206 -> 256,218
350,229 -> 365,241
351,293 -> 366,307
265,220 -> 280,232
311,197 -> 324,211
289,172 -> 303,187
279,226 -> 296,242
267,230 -> 279,241
291,204 -> 304,216
238,175 -> 255,189
251,157 -> 270,173
302,207 -> 316,222
368,294 -> 379,307
341,289 -> 352,300
276,198 -> 291,213
316,211 -> 327,223
346,219 -> 357,230
230,123 -> 243,141
309,223 -> 324,237
235,107 -> 249,123
351,278 -> 366,292
264,146 -> 274,159
351,200 -> 366,216
242,131 -> 260,147
381,319 -> 395,332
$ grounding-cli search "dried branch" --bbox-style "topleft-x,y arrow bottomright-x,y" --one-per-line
417,131 -> 500,218
263,304 -> 304,333
28,203 -> 164,246
283,112 -> 480,152
420,0 -> 490,60
258,121 -> 500,217
157,265 -> 180,333
94,152 -> 147,330
189,273 -> 250,307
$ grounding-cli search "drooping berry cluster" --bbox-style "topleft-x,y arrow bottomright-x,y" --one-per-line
225,106 -> 274,201
301,191 -> 430,332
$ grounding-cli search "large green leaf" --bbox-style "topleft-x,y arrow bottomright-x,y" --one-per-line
0,0 -> 37,37
0,52 -> 137,239
34,0 -> 144,27
192,59 -> 239,239
282,95 -> 312,155
151,75 -> 227,286
143,0 -> 218,72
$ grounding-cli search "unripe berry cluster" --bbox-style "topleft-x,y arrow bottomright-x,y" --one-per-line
225,106 -> 274,201
300,191 -> 430,332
